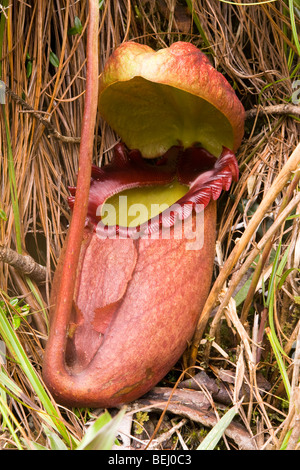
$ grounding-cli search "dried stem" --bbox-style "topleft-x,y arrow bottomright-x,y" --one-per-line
203,190 -> 300,364
245,104 -> 300,120
188,143 -> 300,368
240,171 -> 300,325
4,85 -> 81,143
1,0 -> 299,448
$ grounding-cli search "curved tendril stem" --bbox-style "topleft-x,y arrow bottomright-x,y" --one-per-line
44,1 -> 99,385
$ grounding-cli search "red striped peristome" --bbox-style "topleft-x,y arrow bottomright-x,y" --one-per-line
67,142 -> 239,239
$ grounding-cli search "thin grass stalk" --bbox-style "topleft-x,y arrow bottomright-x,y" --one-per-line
0,0 -> 299,449
185,0 -> 212,52
47,0 -> 70,115
265,327 -> 291,400
2,107 -> 22,252
280,428 -> 293,450
240,171 -> 300,324
0,395 -> 25,449
0,4 -> 48,331
203,190 -> 300,363
0,304 -> 77,446
0,366 -> 76,440
2,98 -> 48,324
0,0 -> 9,79
285,388 -> 300,449
277,404 -> 295,449
188,143 -> 300,368
288,0 -> 300,56
281,319 -> 300,448
267,243 -> 291,357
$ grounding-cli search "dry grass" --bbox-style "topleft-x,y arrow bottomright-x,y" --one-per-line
0,0 -> 299,450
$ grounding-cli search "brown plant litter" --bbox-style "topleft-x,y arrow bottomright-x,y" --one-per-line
0,0 -> 299,450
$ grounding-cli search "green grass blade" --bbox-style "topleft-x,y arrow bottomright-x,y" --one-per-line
2,100 -> 48,323
266,242 -> 289,358
185,0 -> 213,53
25,278 -> 49,329
43,425 -> 69,450
0,305 -> 77,446
0,6 -> 48,327
196,406 -> 238,450
280,429 -> 293,450
266,327 -> 291,399
266,241 -> 282,307
0,1 -> 9,79
289,0 -> 300,56
24,441 -> 48,450
2,105 -> 22,253
76,408 -> 126,450
277,267 -> 300,290
0,394 -> 27,449
0,367 -> 62,433
234,275 -> 253,307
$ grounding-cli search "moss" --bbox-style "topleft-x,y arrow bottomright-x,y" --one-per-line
134,411 -> 150,435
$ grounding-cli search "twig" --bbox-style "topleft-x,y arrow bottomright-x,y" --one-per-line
148,418 -> 187,449
4,85 -> 81,143
0,246 -> 47,283
245,104 -> 300,120
178,370 -> 232,405
134,387 -> 257,450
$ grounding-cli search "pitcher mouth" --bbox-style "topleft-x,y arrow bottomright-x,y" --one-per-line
67,143 -> 239,239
